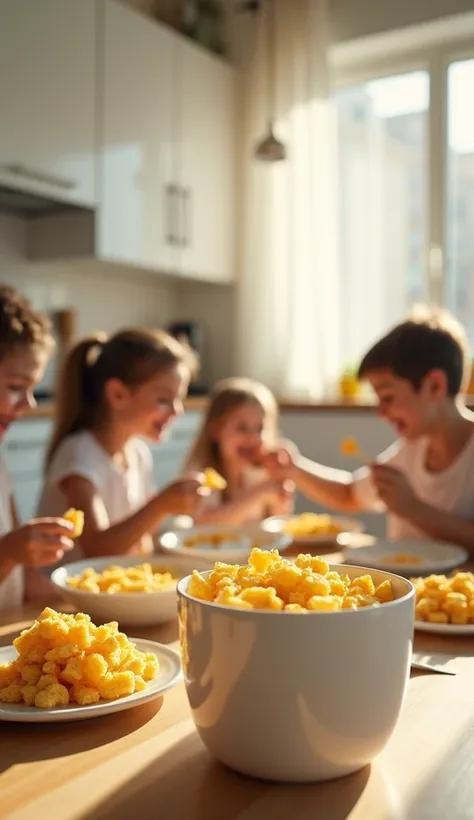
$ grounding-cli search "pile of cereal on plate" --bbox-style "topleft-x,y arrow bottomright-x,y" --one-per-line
0,608 -> 158,708
188,547 -> 395,611
282,513 -> 344,537
67,563 -> 178,594
411,571 -> 474,625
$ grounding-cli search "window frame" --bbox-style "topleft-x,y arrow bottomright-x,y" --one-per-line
330,13 -> 474,312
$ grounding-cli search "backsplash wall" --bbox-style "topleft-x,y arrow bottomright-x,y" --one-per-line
0,214 -> 235,390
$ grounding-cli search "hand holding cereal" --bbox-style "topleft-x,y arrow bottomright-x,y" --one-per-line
370,464 -> 418,516
155,474 -> 209,518
260,443 -> 299,481
0,518 -> 74,568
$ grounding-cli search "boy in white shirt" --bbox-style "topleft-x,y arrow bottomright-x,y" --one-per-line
263,308 -> 474,549
0,286 -> 74,610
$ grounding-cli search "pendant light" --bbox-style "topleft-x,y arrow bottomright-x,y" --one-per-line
254,0 -> 287,162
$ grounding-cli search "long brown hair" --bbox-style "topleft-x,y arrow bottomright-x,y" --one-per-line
184,377 -> 279,475
46,327 -> 195,469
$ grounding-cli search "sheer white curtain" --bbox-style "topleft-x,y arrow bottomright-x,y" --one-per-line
236,0 -> 341,398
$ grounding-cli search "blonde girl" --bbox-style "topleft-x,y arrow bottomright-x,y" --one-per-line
38,328 -> 204,558
184,377 -> 294,525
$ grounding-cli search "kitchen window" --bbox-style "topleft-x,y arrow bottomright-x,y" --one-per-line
330,16 -> 474,371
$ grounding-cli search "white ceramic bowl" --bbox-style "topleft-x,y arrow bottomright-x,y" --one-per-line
158,525 -> 254,566
51,555 -> 196,627
177,565 -> 415,783
261,514 -> 365,546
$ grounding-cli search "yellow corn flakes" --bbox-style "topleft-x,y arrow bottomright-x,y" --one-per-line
67,563 -> 177,594
0,608 -> 159,709
411,571 -> 474,625
188,548 -> 395,612
63,508 -> 84,539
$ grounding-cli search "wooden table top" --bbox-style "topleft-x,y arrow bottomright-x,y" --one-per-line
1,561 -> 474,820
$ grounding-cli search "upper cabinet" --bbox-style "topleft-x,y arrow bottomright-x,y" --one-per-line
178,41 -> 236,283
99,0 -> 179,273
0,0 -> 96,208
99,1 -> 236,283
1,0 -> 237,282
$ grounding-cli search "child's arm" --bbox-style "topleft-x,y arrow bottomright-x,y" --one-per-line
0,507 -> 74,582
371,463 -> 474,551
8,501 -> 63,602
262,449 -> 365,513
59,473 -> 205,558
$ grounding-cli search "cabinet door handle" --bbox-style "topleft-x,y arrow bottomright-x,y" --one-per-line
181,187 -> 192,247
0,163 -> 76,190
165,183 -> 176,245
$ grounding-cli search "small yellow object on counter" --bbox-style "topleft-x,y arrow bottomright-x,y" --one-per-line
188,548 -> 395,612
282,513 -> 344,537
203,467 -> 227,491
0,608 -> 158,709
63,508 -> 85,538
411,571 -> 474,625
67,563 -> 177,594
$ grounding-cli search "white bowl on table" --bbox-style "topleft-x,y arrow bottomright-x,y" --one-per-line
177,565 -> 415,783
338,533 -> 469,577
51,555 -> 196,627
158,524 -> 254,567
261,513 -> 365,547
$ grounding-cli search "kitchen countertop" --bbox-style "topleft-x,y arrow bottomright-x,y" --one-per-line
23,395 -> 474,419
2,572 -> 474,819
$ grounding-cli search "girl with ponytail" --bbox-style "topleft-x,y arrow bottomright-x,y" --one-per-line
38,327 -> 204,558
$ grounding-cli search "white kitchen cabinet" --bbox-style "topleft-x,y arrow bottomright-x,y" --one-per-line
99,1 -> 236,282
99,0 -> 179,271
177,40 -> 236,283
0,0 -> 96,208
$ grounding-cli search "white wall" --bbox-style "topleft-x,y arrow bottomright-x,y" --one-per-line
0,214 -> 236,388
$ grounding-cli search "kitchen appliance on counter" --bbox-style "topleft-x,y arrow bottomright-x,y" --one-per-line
168,321 -> 208,396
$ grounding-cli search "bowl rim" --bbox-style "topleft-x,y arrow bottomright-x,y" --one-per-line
176,563 -> 415,617
50,555 -> 196,600
159,526 -> 254,555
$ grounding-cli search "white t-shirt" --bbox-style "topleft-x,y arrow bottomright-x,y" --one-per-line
353,433 -> 474,540
195,465 -> 293,521
37,430 -> 156,560
0,456 -> 24,611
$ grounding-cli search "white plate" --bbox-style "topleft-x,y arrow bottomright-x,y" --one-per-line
414,621 -> 474,636
261,514 -> 364,545
340,538 -> 469,577
0,639 -> 182,723
159,525 -> 253,565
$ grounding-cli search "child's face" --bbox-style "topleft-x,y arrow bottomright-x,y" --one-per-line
368,368 -> 446,439
0,347 -> 48,439
111,363 -> 189,442
216,403 -> 268,466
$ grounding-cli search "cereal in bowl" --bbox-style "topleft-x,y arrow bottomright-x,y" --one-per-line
188,548 -> 395,612
0,608 -> 158,708
67,563 -> 177,594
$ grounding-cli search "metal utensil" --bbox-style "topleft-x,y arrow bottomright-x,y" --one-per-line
411,659 -> 456,676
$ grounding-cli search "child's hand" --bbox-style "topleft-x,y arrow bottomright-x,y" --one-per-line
260,442 -> 299,479
370,464 -> 418,516
156,475 -> 209,518
0,518 -> 75,567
